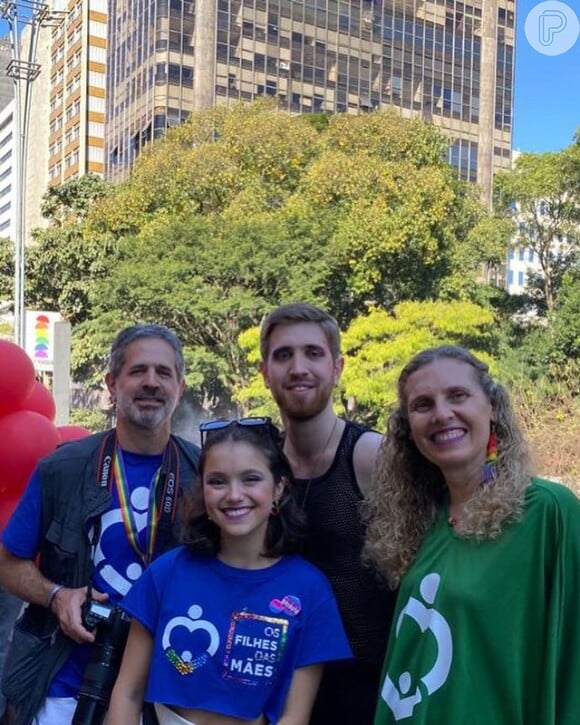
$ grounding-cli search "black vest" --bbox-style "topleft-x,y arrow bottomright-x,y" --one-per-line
2,429 -> 199,725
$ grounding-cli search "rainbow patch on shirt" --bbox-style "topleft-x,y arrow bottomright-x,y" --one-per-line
165,647 -> 210,675
223,611 -> 288,686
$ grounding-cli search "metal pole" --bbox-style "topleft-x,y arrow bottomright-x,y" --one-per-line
4,2 -> 24,346
1,0 -> 65,347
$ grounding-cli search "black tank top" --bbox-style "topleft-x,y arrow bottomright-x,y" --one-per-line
294,420 -> 395,664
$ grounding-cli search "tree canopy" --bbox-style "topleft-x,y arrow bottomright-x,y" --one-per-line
494,148 -> 580,311
5,102 -> 578,445
32,101 -> 500,410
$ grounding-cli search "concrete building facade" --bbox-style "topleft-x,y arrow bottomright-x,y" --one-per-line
1,0 -> 107,245
0,100 -> 15,241
21,21 -> 53,239
0,38 -> 14,241
0,38 -> 14,111
47,0 -> 107,185
106,0 -> 514,192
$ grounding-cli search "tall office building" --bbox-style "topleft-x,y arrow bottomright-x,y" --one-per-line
106,0 -> 514,197
0,100 -> 15,241
0,38 -> 14,111
47,0 -> 107,185
22,21 -> 53,239
0,28 -> 50,244
0,38 -> 15,241
0,0 -> 108,244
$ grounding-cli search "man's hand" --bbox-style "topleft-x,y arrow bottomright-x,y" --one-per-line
51,586 -> 109,644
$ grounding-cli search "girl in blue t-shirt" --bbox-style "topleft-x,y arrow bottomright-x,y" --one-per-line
108,418 -> 351,725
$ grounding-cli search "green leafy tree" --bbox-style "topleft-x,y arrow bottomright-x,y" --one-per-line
340,301 -> 497,426
85,105 -> 498,320
25,228 -> 117,323
69,407 -> 110,432
0,176 -> 113,322
291,112 -> 499,315
495,148 -> 580,311
22,103 -> 505,409
74,211 -> 330,405
550,269 -> 580,365
41,174 -> 110,226
0,237 -> 13,303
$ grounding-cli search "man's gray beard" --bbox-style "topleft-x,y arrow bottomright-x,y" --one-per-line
117,399 -> 172,431
131,408 -> 169,430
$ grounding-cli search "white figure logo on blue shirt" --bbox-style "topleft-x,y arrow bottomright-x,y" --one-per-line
92,485 -> 150,596
162,605 -> 220,674
381,573 -> 453,720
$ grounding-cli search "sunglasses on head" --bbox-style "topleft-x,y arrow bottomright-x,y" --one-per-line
199,416 -> 275,446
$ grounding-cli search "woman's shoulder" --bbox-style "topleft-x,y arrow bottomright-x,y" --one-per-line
526,478 -> 580,517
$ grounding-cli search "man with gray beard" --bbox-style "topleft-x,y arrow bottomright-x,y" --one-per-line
0,325 -> 199,725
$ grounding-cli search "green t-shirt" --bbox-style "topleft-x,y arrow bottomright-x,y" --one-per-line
374,479 -> 580,725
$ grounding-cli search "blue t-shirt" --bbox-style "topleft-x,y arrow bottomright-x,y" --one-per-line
1,449 -> 163,698
121,547 -> 353,722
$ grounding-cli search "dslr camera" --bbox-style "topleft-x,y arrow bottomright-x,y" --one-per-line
72,597 -> 130,725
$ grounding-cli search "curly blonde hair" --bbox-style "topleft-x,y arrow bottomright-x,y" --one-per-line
363,345 -> 532,589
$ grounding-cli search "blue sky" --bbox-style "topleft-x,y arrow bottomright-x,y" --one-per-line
514,0 -> 580,152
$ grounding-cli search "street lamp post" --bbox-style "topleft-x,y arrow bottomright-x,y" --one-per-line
0,0 -> 64,346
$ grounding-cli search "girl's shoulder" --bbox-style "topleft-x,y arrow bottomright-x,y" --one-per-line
149,545 -> 208,576
279,555 -> 336,594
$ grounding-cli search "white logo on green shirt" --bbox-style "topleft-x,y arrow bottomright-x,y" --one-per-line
381,573 -> 453,720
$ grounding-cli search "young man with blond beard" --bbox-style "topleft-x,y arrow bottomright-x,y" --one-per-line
260,303 -> 396,724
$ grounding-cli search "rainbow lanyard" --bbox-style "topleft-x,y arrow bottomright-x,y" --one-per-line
112,446 -> 161,565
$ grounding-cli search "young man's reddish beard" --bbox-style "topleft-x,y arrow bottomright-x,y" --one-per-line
279,396 -> 329,421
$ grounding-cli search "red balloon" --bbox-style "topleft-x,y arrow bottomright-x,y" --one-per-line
0,411 -> 59,496
57,425 -> 92,443
0,340 -> 36,418
20,380 -> 57,421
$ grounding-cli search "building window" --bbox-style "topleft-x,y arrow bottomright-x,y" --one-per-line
528,249 -> 534,262
518,271 -> 524,286
518,248 -> 525,261
89,21 -> 107,38
508,270 -> 514,285
88,121 -> 104,137
508,248 -> 514,259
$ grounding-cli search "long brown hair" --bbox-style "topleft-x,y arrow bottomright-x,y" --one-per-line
364,345 -> 532,588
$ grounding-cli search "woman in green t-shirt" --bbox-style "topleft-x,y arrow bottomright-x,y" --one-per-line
365,345 -> 580,725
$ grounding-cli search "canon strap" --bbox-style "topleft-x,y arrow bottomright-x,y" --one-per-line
92,430 -> 181,564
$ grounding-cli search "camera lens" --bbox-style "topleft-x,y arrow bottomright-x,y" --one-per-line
72,605 -> 130,725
